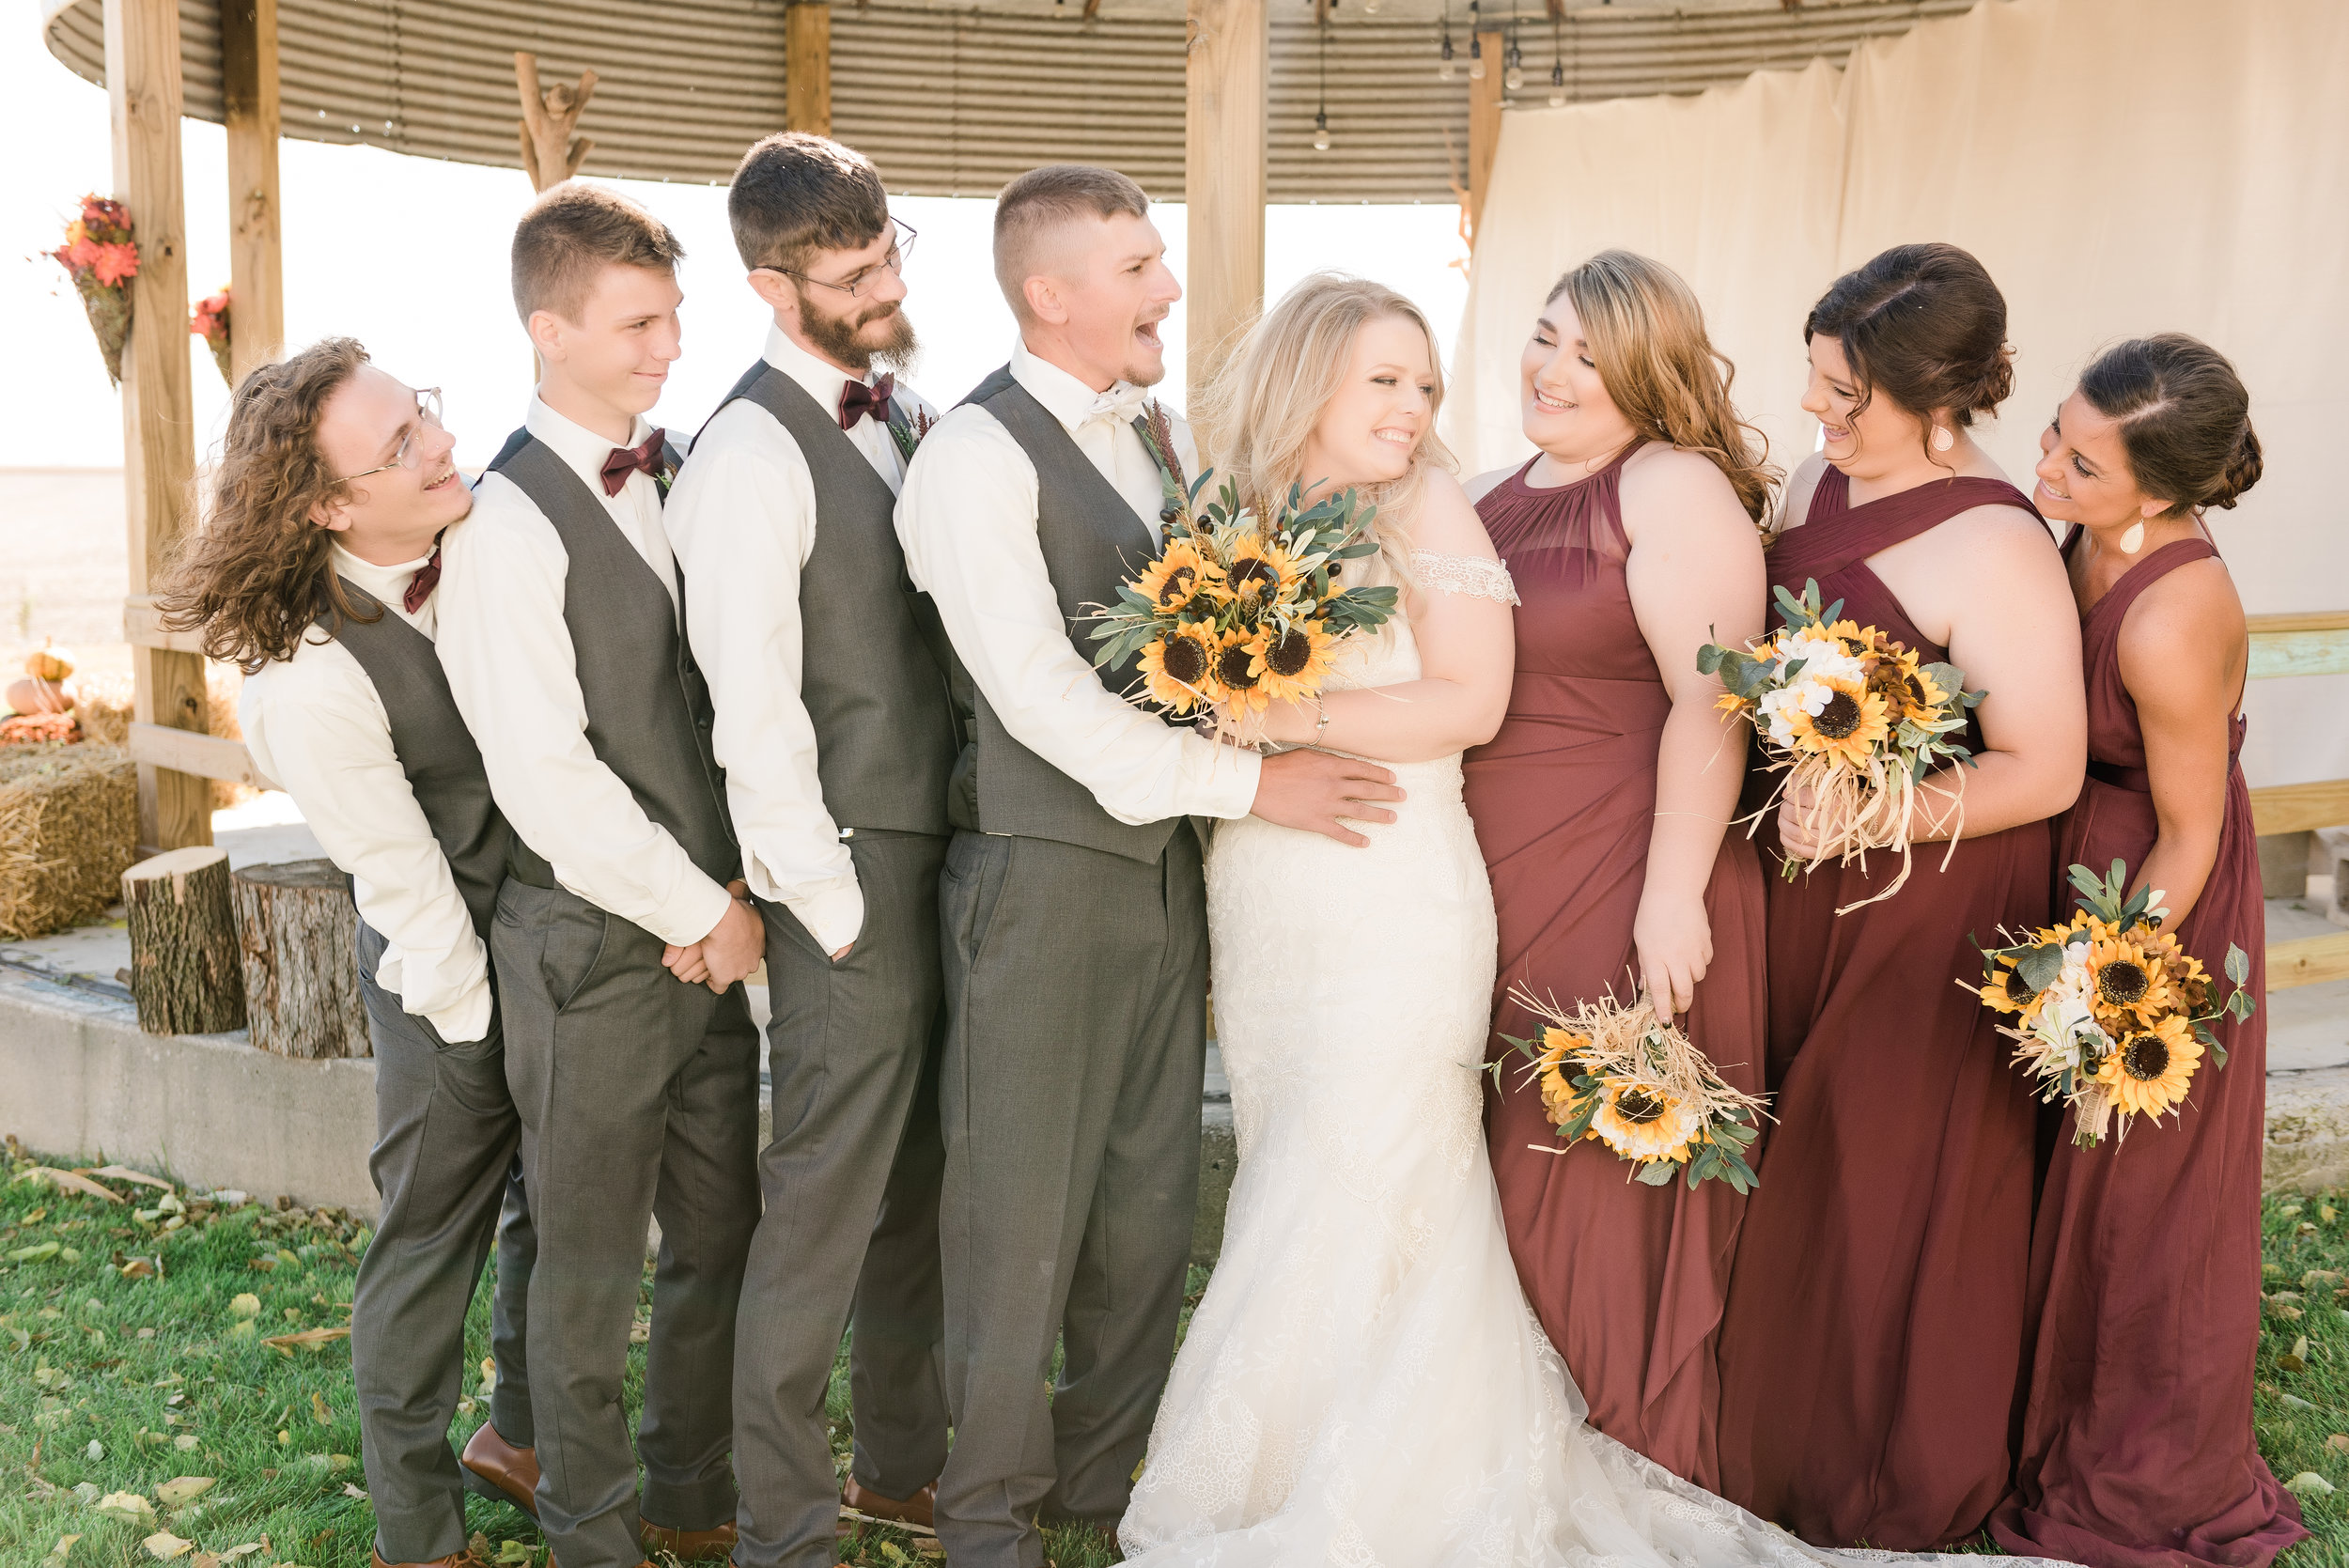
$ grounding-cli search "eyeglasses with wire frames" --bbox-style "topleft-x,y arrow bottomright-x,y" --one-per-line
338,387 -> 446,482
772,220 -> 918,299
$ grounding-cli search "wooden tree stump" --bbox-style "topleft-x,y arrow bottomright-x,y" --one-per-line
122,846 -> 246,1035
233,859 -> 370,1060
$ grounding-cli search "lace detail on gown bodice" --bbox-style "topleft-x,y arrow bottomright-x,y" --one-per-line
1411,549 -> 1522,605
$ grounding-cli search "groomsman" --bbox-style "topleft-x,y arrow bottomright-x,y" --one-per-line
665,132 -> 956,1561
895,165 -> 1403,1566
158,339 -> 537,1568
436,184 -> 763,1568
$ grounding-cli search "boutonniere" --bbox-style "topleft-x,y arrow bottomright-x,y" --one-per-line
654,462 -> 676,499
1134,399 -> 1193,538
887,402 -> 939,464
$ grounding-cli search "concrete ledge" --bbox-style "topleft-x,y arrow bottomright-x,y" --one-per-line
2265,1065 -> 2349,1194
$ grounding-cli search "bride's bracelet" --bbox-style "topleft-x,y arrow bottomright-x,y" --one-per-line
1312,695 -> 1331,748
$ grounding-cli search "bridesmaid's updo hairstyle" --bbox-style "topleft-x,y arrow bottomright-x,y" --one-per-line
1805,242 -> 2015,451
1548,250 -> 1780,524
2077,334 -> 2263,516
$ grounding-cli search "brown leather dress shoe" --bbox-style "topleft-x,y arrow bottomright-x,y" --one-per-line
372,1548 -> 488,1568
459,1421 -> 541,1518
638,1516 -> 738,1562
840,1475 -> 938,1534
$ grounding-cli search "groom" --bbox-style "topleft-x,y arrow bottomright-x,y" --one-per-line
894,163 -> 1403,1565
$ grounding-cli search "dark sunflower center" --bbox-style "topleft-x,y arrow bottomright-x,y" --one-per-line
1614,1088 -> 1667,1126
2121,1032 -> 2170,1081
1228,557 -> 1281,596
2097,959 -> 2150,1006
2002,966 -> 2035,1004
1216,644 -> 1260,689
1840,637 -> 1869,657
1266,628 -> 1314,678
1157,565 -> 1197,607
1160,636 -> 1207,686
1812,691 -> 1862,739
1906,674 -> 1931,707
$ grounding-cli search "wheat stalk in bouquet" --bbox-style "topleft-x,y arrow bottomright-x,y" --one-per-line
1968,859 -> 2255,1148
1493,986 -> 1768,1192
1701,579 -> 1984,914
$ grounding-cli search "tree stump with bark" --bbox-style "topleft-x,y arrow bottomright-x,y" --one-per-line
122,847 -> 246,1035
233,859 -> 370,1059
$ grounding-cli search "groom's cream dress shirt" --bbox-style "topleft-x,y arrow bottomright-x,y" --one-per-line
666,325 -> 940,955
239,543 -> 493,1042
896,339 -> 1261,826
437,396 -> 736,949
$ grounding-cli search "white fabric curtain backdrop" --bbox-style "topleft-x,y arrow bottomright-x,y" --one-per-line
1442,0 -> 2349,792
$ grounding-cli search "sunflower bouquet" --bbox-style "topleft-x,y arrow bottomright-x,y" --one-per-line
1700,579 -> 1985,912
1086,413 -> 1399,719
1970,860 -> 2255,1148
1494,986 -> 1767,1192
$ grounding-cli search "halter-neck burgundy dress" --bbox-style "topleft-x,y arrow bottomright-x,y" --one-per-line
1713,466 -> 2053,1549
1465,443 -> 1770,1489
1990,531 -> 2304,1568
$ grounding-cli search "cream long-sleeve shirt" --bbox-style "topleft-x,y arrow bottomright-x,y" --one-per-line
435,396 -> 735,948
666,325 -> 940,954
894,340 -> 1260,826
238,543 -> 493,1042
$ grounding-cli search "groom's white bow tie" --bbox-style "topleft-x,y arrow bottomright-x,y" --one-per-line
1082,384 -> 1150,427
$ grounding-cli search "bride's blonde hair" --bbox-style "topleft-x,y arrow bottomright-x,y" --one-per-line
1193,272 -> 1455,576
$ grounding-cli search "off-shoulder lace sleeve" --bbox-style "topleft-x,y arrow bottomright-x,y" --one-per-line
1408,550 -> 1520,606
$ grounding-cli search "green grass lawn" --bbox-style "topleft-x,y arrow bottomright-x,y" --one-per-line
2,1137 -> 2339,1567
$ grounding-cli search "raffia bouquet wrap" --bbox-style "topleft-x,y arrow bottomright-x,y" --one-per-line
1701,579 -> 1985,913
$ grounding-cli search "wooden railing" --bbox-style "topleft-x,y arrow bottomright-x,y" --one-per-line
2248,611 -> 2349,990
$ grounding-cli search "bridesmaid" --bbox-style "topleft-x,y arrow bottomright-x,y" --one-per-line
1465,249 -> 1774,1488
1712,243 -> 2086,1549
1991,335 -> 2305,1567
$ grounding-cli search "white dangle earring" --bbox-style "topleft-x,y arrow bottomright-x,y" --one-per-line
2119,518 -> 2148,554
1931,425 -> 1955,453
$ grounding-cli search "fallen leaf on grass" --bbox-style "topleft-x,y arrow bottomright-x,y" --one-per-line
492,1542 -> 534,1565
341,1482 -> 368,1501
8,1241 -> 61,1263
2327,1434 -> 2349,1454
228,1294 -> 260,1319
174,1435 -> 199,1452
2281,1392 -> 2322,1411
95,1491 -> 158,1523
261,1327 -> 350,1352
157,1477 -> 215,1506
31,1169 -> 124,1203
2281,1336 -> 2311,1374
86,1166 -> 175,1194
119,1258 -> 157,1281
39,1535 -> 80,1568
2285,1471 -> 2335,1497
142,1532 -> 194,1561
311,1392 -> 332,1425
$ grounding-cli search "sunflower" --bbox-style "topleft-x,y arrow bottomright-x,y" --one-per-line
1137,625 -> 1219,713
2085,934 -> 2175,1025
1587,1080 -> 1705,1165
1534,1028 -> 1595,1127
1864,644 -> 1948,723
1213,628 -> 1268,713
2093,1013 -> 2202,1119
1978,954 -> 2044,1018
1780,677 -> 1891,770
1245,618 -> 1335,706
1133,540 -> 1225,615
1222,533 -> 1297,602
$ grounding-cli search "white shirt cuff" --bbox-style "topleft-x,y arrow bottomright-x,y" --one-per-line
424,978 -> 495,1046
1197,744 -> 1265,820
786,882 -> 866,956
651,875 -> 740,949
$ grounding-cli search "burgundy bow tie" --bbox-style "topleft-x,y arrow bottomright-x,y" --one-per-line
838,374 -> 895,431
600,431 -> 669,497
403,539 -> 443,614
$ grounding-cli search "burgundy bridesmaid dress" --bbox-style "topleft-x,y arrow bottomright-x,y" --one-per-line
1465,444 -> 1769,1489
1990,533 -> 2305,1568
1713,468 -> 2053,1549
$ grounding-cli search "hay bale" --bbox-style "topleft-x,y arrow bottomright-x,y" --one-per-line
0,742 -> 138,939
71,665 -> 252,810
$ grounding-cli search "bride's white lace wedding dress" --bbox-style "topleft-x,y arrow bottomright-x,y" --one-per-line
1117,552 -> 2055,1568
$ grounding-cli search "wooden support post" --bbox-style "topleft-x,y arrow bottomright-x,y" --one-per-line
1184,0 -> 1268,411
234,860 -> 370,1057
123,846 -> 245,1035
218,0 -> 283,384
1467,28 -> 1504,246
786,1 -> 832,135
515,53 -> 599,192
106,0 -> 212,855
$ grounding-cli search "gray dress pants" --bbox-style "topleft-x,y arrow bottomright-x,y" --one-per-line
492,879 -> 763,1568
932,829 -> 1208,1568
732,830 -> 952,1568
350,924 -> 537,1566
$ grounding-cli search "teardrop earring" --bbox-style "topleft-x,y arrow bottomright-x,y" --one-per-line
2119,520 -> 2147,554
1931,425 -> 1954,453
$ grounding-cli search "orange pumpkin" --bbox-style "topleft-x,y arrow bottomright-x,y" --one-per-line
23,641 -> 74,683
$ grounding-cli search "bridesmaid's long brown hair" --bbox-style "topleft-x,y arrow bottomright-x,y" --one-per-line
1548,250 -> 1779,524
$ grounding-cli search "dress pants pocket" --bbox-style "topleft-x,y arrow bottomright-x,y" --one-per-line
497,881 -> 613,1014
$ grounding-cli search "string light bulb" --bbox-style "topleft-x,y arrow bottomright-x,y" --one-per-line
1469,0 -> 1486,80
1438,0 -> 1456,82
1548,58 -> 1565,106
1314,110 -> 1331,150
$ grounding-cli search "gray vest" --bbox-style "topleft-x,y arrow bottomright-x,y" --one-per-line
485,428 -> 739,889
948,366 -> 1183,864
319,580 -> 514,940
695,362 -> 954,836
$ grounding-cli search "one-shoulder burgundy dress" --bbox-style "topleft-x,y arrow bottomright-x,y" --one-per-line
1991,532 -> 2304,1568
1713,468 -> 2053,1549
1465,445 -> 1769,1489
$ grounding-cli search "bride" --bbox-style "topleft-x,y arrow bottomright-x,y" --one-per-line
1114,274 -> 2047,1568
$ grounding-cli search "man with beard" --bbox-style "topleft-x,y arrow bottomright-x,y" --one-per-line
665,132 -> 958,1563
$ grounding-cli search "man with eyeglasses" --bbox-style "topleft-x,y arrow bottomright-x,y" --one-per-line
157,340 -> 536,1568
663,132 -> 956,1560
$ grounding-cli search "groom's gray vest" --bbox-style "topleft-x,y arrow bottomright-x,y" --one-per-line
695,361 -> 955,837
947,365 -> 1184,865
485,428 -> 739,890
319,582 -> 513,939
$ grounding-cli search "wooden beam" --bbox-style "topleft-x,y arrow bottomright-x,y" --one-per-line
1467,28 -> 1504,245
106,0 -> 213,853
2251,779 -> 2349,838
2270,930 -> 2349,992
2249,617 -> 2349,681
786,1 -> 832,136
2248,610 -> 2349,636
124,593 -> 208,654
1184,0 -> 1268,413
515,53 -> 598,192
218,0 -> 283,385
129,723 -> 274,791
